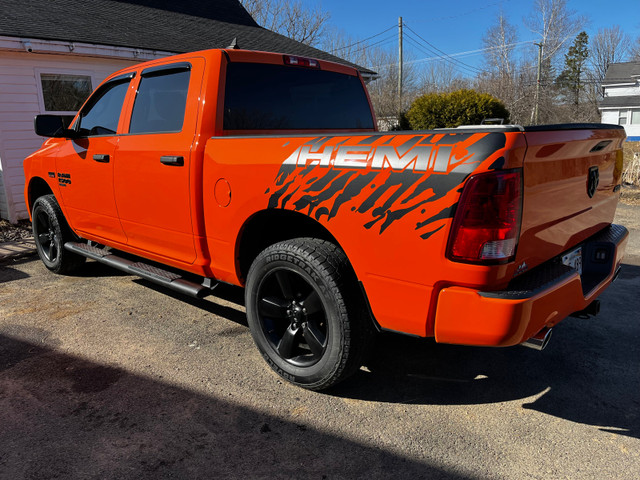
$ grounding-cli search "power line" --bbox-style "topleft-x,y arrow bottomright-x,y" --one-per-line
403,31 -> 484,77
405,35 -> 477,74
329,25 -> 397,53
327,19 -> 543,79
369,34 -> 480,76
403,23 -> 485,75
401,40 -> 534,68
372,38 -> 534,70
403,34 -> 485,75
444,41 -> 535,60
403,28 -> 484,76
346,33 -> 398,55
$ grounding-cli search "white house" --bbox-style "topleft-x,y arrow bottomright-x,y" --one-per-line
0,0 -> 371,223
0,41 -> 167,223
599,61 -> 640,142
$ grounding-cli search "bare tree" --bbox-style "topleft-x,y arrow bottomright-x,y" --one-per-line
477,12 -> 535,125
361,47 -> 419,122
239,0 -> 329,46
523,0 -> 587,123
631,36 -> 640,60
483,12 -> 518,78
417,60 -> 469,94
589,26 -> 631,86
524,0 -> 587,63
480,13 -> 519,118
321,26 -> 371,67
476,66 -> 537,125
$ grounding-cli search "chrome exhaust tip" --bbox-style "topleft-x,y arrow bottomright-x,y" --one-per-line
521,327 -> 552,351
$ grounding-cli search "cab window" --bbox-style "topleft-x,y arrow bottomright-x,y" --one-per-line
129,67 -> 190,134
223,63 -> 374,130
76,77 -> 131,136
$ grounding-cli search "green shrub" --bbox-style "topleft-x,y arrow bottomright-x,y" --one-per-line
405,89 -> 510,130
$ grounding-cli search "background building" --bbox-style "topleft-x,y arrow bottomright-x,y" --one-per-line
0,0 -> 369,223
599,62 -> 640,142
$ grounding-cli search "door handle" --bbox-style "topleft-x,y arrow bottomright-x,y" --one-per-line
160,155 -> 184,166
93,154 -> 110,163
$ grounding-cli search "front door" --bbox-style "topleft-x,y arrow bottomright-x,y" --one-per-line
56,73 -> 134,244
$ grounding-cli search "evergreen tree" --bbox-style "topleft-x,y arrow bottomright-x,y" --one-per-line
556,31 -> 589,107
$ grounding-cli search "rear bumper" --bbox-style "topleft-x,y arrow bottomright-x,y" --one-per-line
434,224 -> 629,347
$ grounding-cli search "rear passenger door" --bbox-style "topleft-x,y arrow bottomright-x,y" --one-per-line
114,59 -> 203,264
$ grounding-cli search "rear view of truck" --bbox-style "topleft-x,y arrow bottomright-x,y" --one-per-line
434,124 -> 628,350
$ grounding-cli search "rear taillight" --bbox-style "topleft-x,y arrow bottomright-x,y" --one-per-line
283,55 -> 320,68
447,169 -> 522,264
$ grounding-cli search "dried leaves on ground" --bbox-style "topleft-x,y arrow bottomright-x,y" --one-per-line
621,186 -> 640,206
0,219 -> 32,242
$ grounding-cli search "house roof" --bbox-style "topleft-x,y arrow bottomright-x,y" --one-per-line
0,0 -> 374,75
602,61 -> 640,85
599,95 -> 640,109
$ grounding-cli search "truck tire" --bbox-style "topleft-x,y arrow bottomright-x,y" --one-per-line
32,194 -> 85,274
245,238 -> 371,391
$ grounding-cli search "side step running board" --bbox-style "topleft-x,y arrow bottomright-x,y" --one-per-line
64,242 -> 215,299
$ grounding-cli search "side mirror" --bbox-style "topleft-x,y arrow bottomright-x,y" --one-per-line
34,114 -> 78,138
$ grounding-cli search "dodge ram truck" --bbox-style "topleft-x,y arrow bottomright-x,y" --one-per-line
24,48 -> 628,390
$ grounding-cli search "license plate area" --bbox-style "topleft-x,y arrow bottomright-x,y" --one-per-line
561,247 -> 583,275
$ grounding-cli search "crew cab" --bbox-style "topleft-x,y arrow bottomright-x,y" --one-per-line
24,48 -> 628,390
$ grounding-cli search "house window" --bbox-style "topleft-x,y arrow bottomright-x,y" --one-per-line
40,74 -> 93,112
619,111 -> 628,125
631,109 -> 640,125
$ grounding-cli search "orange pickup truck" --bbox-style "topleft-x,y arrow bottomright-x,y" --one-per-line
24,48 -> 628,390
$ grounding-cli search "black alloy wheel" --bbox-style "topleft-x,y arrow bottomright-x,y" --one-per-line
33,205 -> 60,264
257,267 -> 328,367
31,194 -> 85,274
245,237 -> 372,390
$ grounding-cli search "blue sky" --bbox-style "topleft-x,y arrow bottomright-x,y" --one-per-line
320,0 -> 639,73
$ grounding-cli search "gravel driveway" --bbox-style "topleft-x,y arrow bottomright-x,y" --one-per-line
1,207 -> 638,479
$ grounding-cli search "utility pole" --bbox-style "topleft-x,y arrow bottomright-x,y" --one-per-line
532,42 -> 544,125
398,16 -> 403,121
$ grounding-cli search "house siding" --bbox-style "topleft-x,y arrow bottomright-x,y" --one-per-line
604,85 -> 639,97
0,50 -> 138,222
601,111 -> 618,124
599,63 -> 640,143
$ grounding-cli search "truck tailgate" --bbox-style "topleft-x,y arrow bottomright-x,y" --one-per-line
517,124 -> 626,270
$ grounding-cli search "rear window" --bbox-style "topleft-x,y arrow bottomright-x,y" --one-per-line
223,62 -> 374,131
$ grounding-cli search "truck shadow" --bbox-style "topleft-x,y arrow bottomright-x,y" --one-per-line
0,259 -> 32,283
134,279 -> 248,326
80,259 -> 640,441
0,333 -> 471,479
332,262 -> 640,440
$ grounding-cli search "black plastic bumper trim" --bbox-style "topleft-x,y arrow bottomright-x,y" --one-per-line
478,224 -> 628,301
